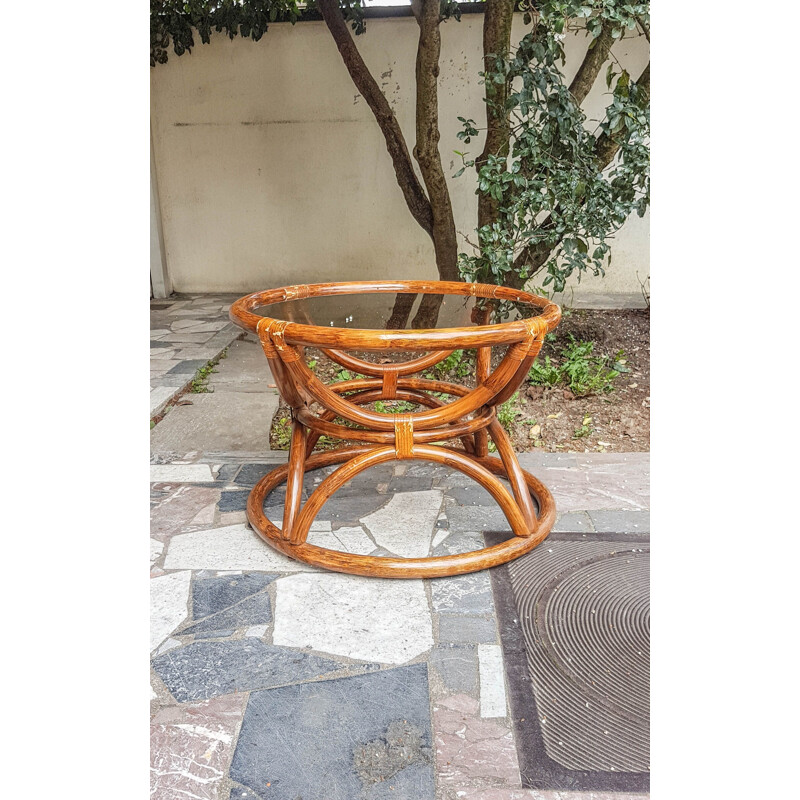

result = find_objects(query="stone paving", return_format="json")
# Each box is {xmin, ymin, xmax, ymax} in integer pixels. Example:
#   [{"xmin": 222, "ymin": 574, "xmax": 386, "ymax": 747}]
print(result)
[
  {"xmin": 150, "ymin": 451, "xmax": 649, "ymax": 800},
  {"xmin": 150, "ymin": 296, "xmax": 650, "ymax": 800},
  {"xmin": 150, "ymin": 294, "xmax": 244, "ymax": 418}
]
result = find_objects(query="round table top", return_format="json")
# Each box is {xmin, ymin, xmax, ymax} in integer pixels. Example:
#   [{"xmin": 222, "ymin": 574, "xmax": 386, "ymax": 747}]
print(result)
[
  {"xmin": 229, "ymin": 281, "xmax": 560, "ymax": 351},
  {"xmin": 254, "ymin": 290, "xmax": 475, "ymax": 330}
]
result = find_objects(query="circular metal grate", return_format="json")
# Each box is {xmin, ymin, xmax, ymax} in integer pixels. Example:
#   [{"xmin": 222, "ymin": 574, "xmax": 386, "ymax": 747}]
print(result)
[{"xmin": 509, "ymin": 541, "xmax": 650, "ymax": 772}]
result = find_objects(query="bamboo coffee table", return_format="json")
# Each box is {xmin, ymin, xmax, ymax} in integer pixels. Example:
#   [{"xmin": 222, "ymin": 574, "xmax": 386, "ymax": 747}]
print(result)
[{"xmin": 229, "ymin": 281, "xmax": 561, "ymax": 579}]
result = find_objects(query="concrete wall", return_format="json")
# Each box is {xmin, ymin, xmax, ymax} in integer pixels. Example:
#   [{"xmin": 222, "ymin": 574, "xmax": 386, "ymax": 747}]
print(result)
[{"xmin": 150, "ymin": 13, "xmax": 649, "ymax": 304}]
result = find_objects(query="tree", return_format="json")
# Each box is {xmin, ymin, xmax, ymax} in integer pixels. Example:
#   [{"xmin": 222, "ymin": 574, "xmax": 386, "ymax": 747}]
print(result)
[{"xmin": 151, "ymin": 1, "xmax": 650, "ymax": 326}]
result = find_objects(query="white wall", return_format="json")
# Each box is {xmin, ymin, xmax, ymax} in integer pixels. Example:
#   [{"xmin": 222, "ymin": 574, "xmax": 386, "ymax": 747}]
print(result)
[{"xmin": 150, "ymin": 13, "xmax": 649, "ymax": 303}]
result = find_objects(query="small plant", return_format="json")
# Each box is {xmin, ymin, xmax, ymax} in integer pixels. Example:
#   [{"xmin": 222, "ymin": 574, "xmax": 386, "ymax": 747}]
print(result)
[
  {"xmin": 273, "ymin": 416, "xmax": 292, "ymax": 449},
  {"xmin": 497, "ymin": 392, "xmax": 520, "ymax": 432},
  {"xmin": 573, "ymin": 415, "xmax": 594, "ymax": 439},
  {"xmin": 434, "ymin": 349, "xmax": 472, "ymax": 379},
  {"xmin": 307, "ymin": 358, "xmax": 318, "ymax": 371},
  {"xmin": 527, "ymin": 355, "xmax": 562, "ymax": 387},
  {"xmin": 190, "ymin": 348, "xmax": 228, "ymax": 393},
  {"xmin": 528, "ymin": 336, "xmax": 620, "ymax": 397},
  {"xmin": 374, "ymin": 399, "xmax": 417, "ymax": 414},
  {"xmin": 335, "ymin": 369, "xmax": 352, "ymax": 382}
]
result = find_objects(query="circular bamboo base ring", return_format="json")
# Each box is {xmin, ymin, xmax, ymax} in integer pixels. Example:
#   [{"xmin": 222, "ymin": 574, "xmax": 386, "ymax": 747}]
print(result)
[{"xmin": 246, "ymin": 446, "xmax": 556, "ymax": 579}]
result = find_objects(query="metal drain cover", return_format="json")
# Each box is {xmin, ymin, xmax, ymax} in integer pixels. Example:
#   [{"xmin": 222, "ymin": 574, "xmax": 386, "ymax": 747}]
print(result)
[{"xmin": 489, "ymin": 531, "xmax": 650, "ymax": 792}]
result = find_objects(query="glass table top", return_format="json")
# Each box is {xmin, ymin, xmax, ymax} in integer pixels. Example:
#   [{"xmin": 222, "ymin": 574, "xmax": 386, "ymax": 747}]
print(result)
[{"xmin": 254, "ymin": 290, "xmax": 533, "ymax": 331}]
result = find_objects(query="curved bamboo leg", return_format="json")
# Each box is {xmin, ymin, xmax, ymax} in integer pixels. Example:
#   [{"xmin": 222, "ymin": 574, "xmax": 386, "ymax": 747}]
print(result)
[
  {"xmin": 488, "ymin": 418, "xmax": 537, "ymax": 532},
  {"xmin": 282, "ymin": 419, "xmax": 308, "ymax": 541},
  {"xmin": 245, "ymin": 444, "xmax": 554, "ymax": 578}
]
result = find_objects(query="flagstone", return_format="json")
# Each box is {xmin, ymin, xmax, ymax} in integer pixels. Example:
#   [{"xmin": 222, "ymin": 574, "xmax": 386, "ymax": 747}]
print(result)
[
  {"xmin": 163, "ymin": 524, "xmax": 322, "ymax": 572},
  {"xmin": 306, "ymin": 525, "xmax": 376, "ymax": 555},
  {"xmin": 152, "ymin": 639, "xmax": 345, "ymax": 701},
  {"xmin": 360, "ymin": 489, "xmax": 443, "ymax": 558},
  {"xmin": 273, "ymin": 572, "xmax": 433, "ymax": 664},
  {"xmin": 151, "ymin": 486, "xmax": 222, "ymax": 539},
  {"xmin": 180, "ymin": 573, "xmax": 277, "ymax": 635},
  {"xmin": 478, "ymin": 645, "xmax": 507, "ymax": 718},
  {"xmin": 151, "ymin": 463, "xmax": 215, "ymax": 483},
  {"xmin": 430, "ymin": 571, "xmax": 494, "ymax": 616},
  {"xmin": 150, "ymin": 693, "xmax": 246, "ymax": 800},
  {"xmin": 430, "ymin": 645, "xmax": 479, "ymax": 695},
  {"xmin": 433, "ymin": 694, "xmax": 519, "ymax": 785},
  {"xmin": 150, "ymin": 571, "xmax": 192, "ymax": 653},
  {"xmin": 150, "ymin": 538, "xmax": 164, "ymax": 566},
  {"xmin": 229, "ymin": 664, "xmax": 434, "ymax": 800}
]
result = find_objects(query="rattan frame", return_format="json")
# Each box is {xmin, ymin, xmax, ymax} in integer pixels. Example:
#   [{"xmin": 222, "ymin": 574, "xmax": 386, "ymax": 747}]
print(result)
[{"xmin": 229, "ymin": 280, "xmax": 561, "ymax": 578}]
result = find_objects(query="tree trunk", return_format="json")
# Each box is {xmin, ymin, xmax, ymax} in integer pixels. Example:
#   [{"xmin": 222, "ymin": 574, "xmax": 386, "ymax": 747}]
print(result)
[
  {"xmin": 409, "ymin": 0, "xmax": 460, "ymax": 328},
  {"xmin": 477, "ymin": 0, "xmax": 515, "ymax": 232}
]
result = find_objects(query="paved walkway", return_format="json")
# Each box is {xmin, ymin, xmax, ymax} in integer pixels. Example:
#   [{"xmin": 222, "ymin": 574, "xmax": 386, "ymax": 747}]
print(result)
[
  {"xmin": 150, "ymin": 294, "xmax": 244, "ymax": 418},
  {"xmin": 150, "ymin": 297, "xmax": 650, "ymax": 800}
]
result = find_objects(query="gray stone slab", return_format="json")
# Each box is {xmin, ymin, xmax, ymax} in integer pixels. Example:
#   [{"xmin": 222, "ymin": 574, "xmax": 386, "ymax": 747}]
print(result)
[
  {"xmin": 150, "ymin": 393, "xmax": 279, "ymax": 453},
  {"xmin": 316, "ymin": 490, "xmax": 390, "ymax": 523},
  {"xmin": 387, "ymin": 476, "xmax": 434, "ymax": 493},
  {"xmin": 150, "ymin": 386, "xmax": 181, "ymax": 417},
  {"xmin": 553, "ymin": 511, "xmax": 595, "ymax": 532},
  {"xmin": 182, "ymin": 573, "xmax": 279, "ymax": 635},
  {"xmin": 588, "ymin": 509, "xmax": 650, "ymax": 533},
  {"xmin": 229, "ymin": 664, "xmax": 433, "ymax": 800},
  {"xmin": 430, "ymin": 571, "xmax": 494, "ymax": 615},
  {"xmin": 206, "ymin": 338, "xmax": 275, "ymax": 393},
  {"xmin": 166, "ymin": 359, "xmax": 207, "ymax": 375},
  {"xmin": 234, "ymin": 463, "xmax": 286, "ymax": 487},
  {"xmin": 437, "ymin": 614, "xmax": 497, "ymax": 644},
  {"xmin": 430, "ymin": 644, "xmax": 479, "ymax": 695},
  {"xmin": 445, "ymin": 484, "xmax": 497, "ymax": 506},
  {"xmin": 432, "ymin": 530, "xmax": 485, "ymax": 557},
  {"xmin": 446, "ymin": 504, "xmax": 510, "ymax": 532},
  {"xmin": 192, "ymin": 572, "xmax": 278, "ymax": 620},
  {"xmin": 151, "ymin": 639, "xmax": 345, "ymax": 702}
]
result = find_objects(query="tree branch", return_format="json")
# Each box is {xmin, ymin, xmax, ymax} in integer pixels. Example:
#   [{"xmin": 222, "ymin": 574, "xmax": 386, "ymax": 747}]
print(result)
[
  {"xmin": 511, "ymin": 61, "xmax": 650, "ymax": 282},
  {"xmin": 410, "ymin": 0, "xmax": 461, "ymax": 325},
  {"xmin": 568, "ymin": 22, "xmax": 615, "ymax": 105},
  {"xmin": 317, "ymin": 0, "xmax": 434, "ymax": 237}
]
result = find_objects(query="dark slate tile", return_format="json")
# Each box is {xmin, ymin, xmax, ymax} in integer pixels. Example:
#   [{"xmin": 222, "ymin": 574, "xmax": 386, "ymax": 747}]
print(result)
[
  {"xmin": 446, "ymin": 505, "xmax": 511, "ymax": 532},
  {"xmin": 314, "ymin": 492, "xmax": 389, "ymax": 522},
  {"xmin": 218, "ymin": 490, "xmax": 250, "ymax": 512},
  {"xmin": 150, "ymin": 340, "xmax": 173, "ymax": 349},
  {"xmin": 446, "ymin": 484, "xmax": 497, "ymax": 506},
  {"xmin": 343, "ymin": 463, "xmax": 395, "ymax": 487},
  {"xmin": 183, "ymin": 592, "xmax": 273, "ymax": 635},
  {"xmin": 387, "ymin": 476, "xmax": 434, "ymax": 493},
  {"xmin": 192, "ymin": 573, "xmax": 277, "ymax": 619},
  {"xmin": 437, "ymin": 614, "xmax": 497, "ymax": 644},
  {"xmin": 181, "ymin": 573, "xmax": 278, "ymax": 635},
  {"xmin": 193, "ymin": 629, "xmax": 234, "ymax": 639},
  {"xmin": 214, "ymin": 464, "xmax": 241, "ymax": 484},
  {"xmin": 234, "ymin": 463, "xmax": 284, "ymax": 487},
  {"xmin": 167, "ymin": 359, "xmax": 207, "ymax": 375},
  {"xmin": 151, "ymin": 640, "xmax": 344, "ymax": 702},
  {"xmin": 229, "ymin": 664, "xmax": 434, "ymax": 800}
]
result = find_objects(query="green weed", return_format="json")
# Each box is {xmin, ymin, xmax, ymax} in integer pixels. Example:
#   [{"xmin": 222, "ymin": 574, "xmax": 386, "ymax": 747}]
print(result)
[{"xmin": 528, "ymin": 336, "xmax": 619, "ymax": 397}]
